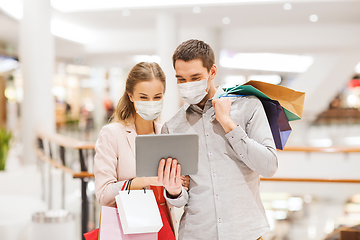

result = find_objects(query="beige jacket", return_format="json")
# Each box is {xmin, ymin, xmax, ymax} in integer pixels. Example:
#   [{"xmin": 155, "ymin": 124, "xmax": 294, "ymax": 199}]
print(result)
[{"xmin": 93, "ymin": 122, "xmax": 178, "ymax": 235}]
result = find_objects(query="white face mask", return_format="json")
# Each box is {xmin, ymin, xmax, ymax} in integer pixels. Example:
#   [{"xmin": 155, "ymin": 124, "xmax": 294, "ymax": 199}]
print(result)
[
  {"xmin": 177, "ymin": 78, "xmax": 209, "ymax": 104},
  {"xmin": 134, "ymin": 99, "xmax": 163, "ymax": 121}
]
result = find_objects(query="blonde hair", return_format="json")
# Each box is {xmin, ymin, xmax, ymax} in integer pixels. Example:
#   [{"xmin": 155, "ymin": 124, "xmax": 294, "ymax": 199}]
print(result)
[{"xmin": 110, "ymin": 62, "xmax": 166, "ymax": 125}]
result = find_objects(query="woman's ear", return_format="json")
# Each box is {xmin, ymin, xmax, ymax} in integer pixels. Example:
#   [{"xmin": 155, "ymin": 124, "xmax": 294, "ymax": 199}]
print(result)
[{"xmin": 127, "ymin": 93, "xmax": 134, "ymax": 102}]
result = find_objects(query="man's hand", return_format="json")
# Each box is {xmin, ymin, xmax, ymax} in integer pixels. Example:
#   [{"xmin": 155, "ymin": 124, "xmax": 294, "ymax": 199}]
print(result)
[
  {"xmin": 158, "ymin": 158, "xmax": 182, "ymax": 197},
  {"xmin": 212, "ymin": 97, "xmax": 237, "ymax": 133}
]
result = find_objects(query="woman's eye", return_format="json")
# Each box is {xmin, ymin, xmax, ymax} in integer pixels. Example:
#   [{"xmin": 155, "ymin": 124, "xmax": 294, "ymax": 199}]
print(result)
[
  {"xmin": 140, "ymin": 96, "xmax": 147, "ymax": 100},
  {"xmin": 192, "ymin": 77, "xmax": 200, "ymax": 81},
  {"xmin": 154, "ymin": 96, "xmax": 162, "ymax": 100}
]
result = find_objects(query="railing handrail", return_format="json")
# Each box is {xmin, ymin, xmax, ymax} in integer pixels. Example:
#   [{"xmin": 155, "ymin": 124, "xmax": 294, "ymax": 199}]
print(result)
[
  {"xmin": 281, "ymin": 146, "xmax": 360, "ymax": 153},
  {"xmin": 36, "ymin": 129, "xmax": 95, "ymax": 150}
]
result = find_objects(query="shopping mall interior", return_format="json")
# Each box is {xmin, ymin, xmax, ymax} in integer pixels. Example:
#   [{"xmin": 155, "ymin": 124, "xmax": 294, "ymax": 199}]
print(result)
[{"xmin": 1, "ymin": 0, "xmax": 360, "ymax": 239}]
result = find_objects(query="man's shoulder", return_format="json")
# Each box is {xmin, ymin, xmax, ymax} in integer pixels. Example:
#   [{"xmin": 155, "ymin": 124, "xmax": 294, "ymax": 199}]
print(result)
[
  {"xmin": 164, "ymin": 104, "xmax": 188, "ymax": 127},
  {"xmin": 232, "ymin": 95, "xmax": 262, "ymax": 107}
]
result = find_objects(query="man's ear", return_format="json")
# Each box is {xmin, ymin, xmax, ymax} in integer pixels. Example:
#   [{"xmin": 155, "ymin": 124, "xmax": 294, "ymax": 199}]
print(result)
[
  {"xmin": 127, "ymin": 93, "xmax": 134, "ymax": 102},
  {"xmin": 210, "ymin": 64, "xmax": 217, "ymax": 80}
]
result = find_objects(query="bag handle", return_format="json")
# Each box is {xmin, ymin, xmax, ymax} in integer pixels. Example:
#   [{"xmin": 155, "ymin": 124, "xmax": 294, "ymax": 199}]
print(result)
[{"xmin": 126, "ymin": 179, "xmax": 146, "ymax": 194}]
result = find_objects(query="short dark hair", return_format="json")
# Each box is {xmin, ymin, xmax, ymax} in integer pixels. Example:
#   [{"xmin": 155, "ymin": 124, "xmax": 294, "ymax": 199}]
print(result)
[{"xmin": 172, "ymin": 39, "xmax": 215, "ymax": 72}]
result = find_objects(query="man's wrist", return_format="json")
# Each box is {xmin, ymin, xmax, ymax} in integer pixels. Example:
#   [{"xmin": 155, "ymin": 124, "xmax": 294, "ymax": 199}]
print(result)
[{"xmin": 218, "ymin": 117, "xmax": 237, "ymax": 133}]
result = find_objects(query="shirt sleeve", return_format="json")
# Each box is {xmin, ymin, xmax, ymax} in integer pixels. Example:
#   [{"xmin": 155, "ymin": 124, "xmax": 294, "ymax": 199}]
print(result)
[
  {"xmin": 112, "ymin": 180, "xmax": 129, "ymax": 196},
  {"xmin": 225, "ymin": 99, "xmax": 278, "ymax": 178},
  {"xmin": 163, "ymin": 186, "xmax": 189, "ymax": 208},
  {"xmin": 94, "ymin": 125, "xmax": 119, "ymax": 207}
]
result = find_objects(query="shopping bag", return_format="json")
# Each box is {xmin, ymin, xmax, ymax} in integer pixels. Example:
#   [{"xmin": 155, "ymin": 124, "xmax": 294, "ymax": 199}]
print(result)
[
  {"xmin": 260, "ymin": 99, "xmax": 292, "ymax": 150},
  {"xmin": 83, "ymin": 228, "xmax": 99, "ymax": 240},
  {"xmin": 223, "ymin": 80, "xmax": 305, "ymax": 121},
  {"xmin": 99, "ymin": 206, "xmax": 157, "ymax": 240},
  {"xmin": 115, "ymin": 189, "xmax": 163, "ymax": 234}
]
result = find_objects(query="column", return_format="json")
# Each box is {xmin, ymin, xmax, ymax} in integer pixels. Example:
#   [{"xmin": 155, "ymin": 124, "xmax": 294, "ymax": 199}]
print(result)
[
  {"xmin": 206, "ymin": 28, "xmax": 223, "ymax": 86},
  {"xmin": 20, "ymin": 0, "xmax": 55, "ymax": 164},
  {"xmin": 156, "ymin": 13, "xmax": 180, "ymax": 123}
]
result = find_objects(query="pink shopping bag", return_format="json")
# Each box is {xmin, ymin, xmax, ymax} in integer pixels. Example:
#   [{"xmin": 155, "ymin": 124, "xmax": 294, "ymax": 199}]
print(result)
[{"xmin": 99, "ymin": 206, "xmax": 157, "ymax": 240}]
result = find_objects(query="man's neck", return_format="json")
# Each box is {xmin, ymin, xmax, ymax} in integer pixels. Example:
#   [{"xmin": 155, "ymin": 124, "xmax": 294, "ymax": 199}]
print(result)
[{"xmin": 197, "ymin": 84, "xmax": 217, "ymax": 109}]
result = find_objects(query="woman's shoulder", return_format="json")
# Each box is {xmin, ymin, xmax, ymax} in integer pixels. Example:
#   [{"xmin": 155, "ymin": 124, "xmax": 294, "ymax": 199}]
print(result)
[{"xmin": 99, "ymin": 122, "xmax": 132, "ymax": 136}]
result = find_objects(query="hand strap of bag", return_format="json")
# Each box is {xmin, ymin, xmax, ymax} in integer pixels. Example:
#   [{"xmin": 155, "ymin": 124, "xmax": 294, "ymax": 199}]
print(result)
[{"xmin": 126, "ymin": 179, "xmax": 146, "ymax": 194}]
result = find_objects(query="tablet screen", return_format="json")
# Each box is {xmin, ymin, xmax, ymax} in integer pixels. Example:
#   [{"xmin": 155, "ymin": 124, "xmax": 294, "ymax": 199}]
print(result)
[{"xmin": 135, "ymin": 134, "xmax": 199, "ymax": 177}]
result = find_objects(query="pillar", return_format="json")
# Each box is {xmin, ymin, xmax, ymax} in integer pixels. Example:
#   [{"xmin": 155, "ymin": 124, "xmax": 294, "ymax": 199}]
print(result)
[
  {"xmin": 20, "ymin": 0, "xmax": 55, "ymax": 164},
  {"xmin": 156, "ymin": 13, "xmax": 180, "ymax": 123}
]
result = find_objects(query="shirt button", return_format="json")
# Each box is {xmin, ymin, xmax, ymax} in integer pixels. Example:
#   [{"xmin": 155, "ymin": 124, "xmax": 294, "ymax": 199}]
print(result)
[
  {"xmin": 212, "ymin": 172, "xmax": 216, "ymax": 177},
  {"xmin": 218, "ymin": 218, "xmax": 221, "ymax": 223},
  {"xmin": 209, "ymin": 152, "xmax": 212, "ymax": 156},
  {"xmin": 229, "ymin": 136, "xmax": 234, "ymax": 139},
  {"xmin": 205, "ymin": 133, "xmax": 209, "ymax": 137}
]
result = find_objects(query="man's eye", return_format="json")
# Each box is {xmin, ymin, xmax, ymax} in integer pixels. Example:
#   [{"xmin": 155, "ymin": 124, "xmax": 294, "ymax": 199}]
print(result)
[
  {"xmin": 192, "ymin": 77, "xmax": 200, "ymax": 81},
  {"xmin": 154, "ymin": 96, "xmax": 162, "ymax": 100},
  {"xmin": 177, "ymin": 79, "xmax": 186, "ymax": 83}
]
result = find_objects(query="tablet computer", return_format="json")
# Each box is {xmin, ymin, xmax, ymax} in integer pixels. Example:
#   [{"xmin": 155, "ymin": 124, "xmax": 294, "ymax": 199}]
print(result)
[{"xmin": 135, "ymin": 133, "xmax": 199, "ymax": 177}]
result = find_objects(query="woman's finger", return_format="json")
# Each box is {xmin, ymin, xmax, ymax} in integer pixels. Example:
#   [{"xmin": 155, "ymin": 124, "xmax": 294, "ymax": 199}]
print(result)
[{"xmin": 157, "ymin": 158, "xmax": 165, "ymax": 183}]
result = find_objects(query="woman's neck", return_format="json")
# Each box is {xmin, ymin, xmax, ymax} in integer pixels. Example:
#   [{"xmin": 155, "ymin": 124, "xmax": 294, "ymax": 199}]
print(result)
[{"xmin": 134, "ymin": 114, "xmax": 155, "ymax": 135}]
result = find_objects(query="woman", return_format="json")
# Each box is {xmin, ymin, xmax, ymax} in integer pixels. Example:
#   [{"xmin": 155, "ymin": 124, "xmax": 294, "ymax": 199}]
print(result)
[{"xmin": 94, "ymin": 62, "xmax": 178, "ymax": 239}]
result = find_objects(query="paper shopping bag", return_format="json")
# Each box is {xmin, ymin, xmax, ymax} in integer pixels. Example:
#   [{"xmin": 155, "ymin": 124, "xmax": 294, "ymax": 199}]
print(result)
[
  {"xmin": 244, "ymin": 80, "xmax": 305, "ymax": 121},
  {"xmin": 223, "ymin": 80, "xmax": 305, "ymax": 121},
  {"xmin": 260, "ymin": 99, "xmax": 292, "ymax": 150},
  {"xmin": 99, "ymin": 206, "xmax": 157, "ymax": 240},
  {"xmin": 116, "ymin": 189, "xmax": 163, "ymax": 234}
]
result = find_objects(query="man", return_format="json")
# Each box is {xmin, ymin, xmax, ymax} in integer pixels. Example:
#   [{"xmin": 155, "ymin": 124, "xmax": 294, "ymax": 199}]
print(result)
[{"xmin": 158, "ymin": 39, "xmax": 278, "ymax": 240}]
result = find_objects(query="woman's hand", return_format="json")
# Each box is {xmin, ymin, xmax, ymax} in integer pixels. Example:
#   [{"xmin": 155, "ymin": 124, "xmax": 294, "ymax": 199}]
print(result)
[
  {"xmin": 158, "ymin": 157, "xmax": 182, "ymax": 197},
  {"xmin": 147, "ymin": 176, "xmax": 163, "ymax": 186}
]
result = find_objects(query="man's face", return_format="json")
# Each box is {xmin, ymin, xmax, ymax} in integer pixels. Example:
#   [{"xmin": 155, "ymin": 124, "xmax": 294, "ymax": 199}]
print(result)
[{"xmin": 174, "ymin": 59, "xmax": 211, "ymax": 86}]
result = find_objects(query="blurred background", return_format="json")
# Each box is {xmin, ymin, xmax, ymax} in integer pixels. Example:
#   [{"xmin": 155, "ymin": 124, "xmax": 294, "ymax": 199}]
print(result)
[{"xmin": 1, "ymin": 0, "xmax": 360, "ymax": 240}]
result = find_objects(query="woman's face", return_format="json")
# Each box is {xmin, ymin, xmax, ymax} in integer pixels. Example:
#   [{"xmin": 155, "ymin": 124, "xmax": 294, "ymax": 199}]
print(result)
[{"xmin": 128, "ymin": 78, "xmax": 164, "ymax": 104}]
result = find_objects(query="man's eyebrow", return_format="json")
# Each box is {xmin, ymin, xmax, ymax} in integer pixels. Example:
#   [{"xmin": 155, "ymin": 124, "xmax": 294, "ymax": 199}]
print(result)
[
  {"xmin": 175, "ymin": 73, "xmax": 202, "ymax": 78},
  {"xmin": 190, "ymin": 73, "xmax": 202, "ymax": 77}
]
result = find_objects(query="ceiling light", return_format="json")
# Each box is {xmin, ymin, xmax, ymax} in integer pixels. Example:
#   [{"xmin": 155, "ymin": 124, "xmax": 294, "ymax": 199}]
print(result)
[
  {"xmin": 51, "ymin": 18, "xmax": 97, "ymax": 44},
  {"xmin": 192, "ymin": 6, "xmax": 201, "ymax": 13},
  {"xmin": 0, "ymin": 0, "xmax": 23, "ymax": 20},
  {"xmin": 309, "ymin": 14, "xmax": 318, "ymax": 22},
  {"xmin": 220, "ymin": 51, "xmax": 314, "ymax": 73},
  {"xmin": 283, "ymin": 3, "xmax": 291, "ymax": 10},
  {"xmin": 222, "ymin": 75, "xmax": 246, "ymax": 88},
  {"xmin": 222, "ymin": 17, "xmax": 231, "ymax": 25},
  {"xmin": 344, "ymin": 136, "xmax": 360, "ymax": 146},
  {"xmin": 248, "ymin": 75, "xmax": 281, "ymax": 85},
  {"xmin": 132, "ymin": 55, "xmax": 161, "ymax": 64},
  {"xmin": 308, "ymin": 138, "xmax": 332, "ymax": 147},
  {"xmin": 51, "ymin": 0, "xmax": 293, "ymax": 12},
  {"xmin": 0, "ymin": 57, "xmax": 19, "ymax": 73},
  {"xmin": 122, "ymin": 9, "xmax": 131, "ymax": 16}
]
